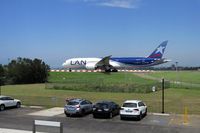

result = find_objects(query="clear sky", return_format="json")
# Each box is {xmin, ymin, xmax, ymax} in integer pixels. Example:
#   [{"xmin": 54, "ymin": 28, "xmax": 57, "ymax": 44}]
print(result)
[{"xmin": 0, "ymin": 0, "xmax": 200, "ymax": 68}]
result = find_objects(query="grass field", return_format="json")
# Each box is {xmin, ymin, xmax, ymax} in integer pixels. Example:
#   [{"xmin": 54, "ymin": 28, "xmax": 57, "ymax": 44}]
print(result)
[
  {"xmin": 1, "ymin": 83, "xmax": 200, "ymax": 114},
  {"xmin": 47, "ymin": 72, "xmax": 167, "ymax": 93},
  {"xmin": 147, "ymin": 71, "xmax": 200, "ymax": 84},
  {"xmin": 1, "ymin": 71, "xmax": 200, "ymax": 114}
]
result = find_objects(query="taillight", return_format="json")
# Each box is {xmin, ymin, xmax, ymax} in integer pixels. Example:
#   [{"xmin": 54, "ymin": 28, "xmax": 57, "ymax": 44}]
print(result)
[
  {"xmin": 134, "ymin": 109, "xmax": 139, "ymax": 111},
  {"xmin": 76, "ymin": 105, "xmax": 80, "ymax": 108}
]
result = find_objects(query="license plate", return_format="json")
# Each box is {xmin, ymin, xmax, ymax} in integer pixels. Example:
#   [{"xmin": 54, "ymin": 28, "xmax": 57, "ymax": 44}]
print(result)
[
  {"xmin": 68, "ymin": 107, "xmax": 75, "ymax": 111},
  {"xmin": 126, "ymin": 110, "xmax": 132, "ymax": 113}
]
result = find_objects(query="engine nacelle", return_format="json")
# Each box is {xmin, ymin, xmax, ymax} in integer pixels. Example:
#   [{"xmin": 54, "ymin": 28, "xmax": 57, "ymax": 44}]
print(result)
[{"xmin": 85, "ymin": 63, "xmax": 96, "ymax": 70}]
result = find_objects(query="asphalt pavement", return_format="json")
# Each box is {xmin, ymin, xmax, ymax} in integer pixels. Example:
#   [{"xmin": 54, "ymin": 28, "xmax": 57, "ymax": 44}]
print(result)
[{"xmin": 0, "ymin": 107, "xmax": 200, "ymax": 133}]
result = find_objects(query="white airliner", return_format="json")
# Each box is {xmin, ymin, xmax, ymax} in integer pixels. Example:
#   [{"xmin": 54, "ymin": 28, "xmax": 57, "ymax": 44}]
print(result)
[{"xmin": 62, "ymin": 41, "xmax": 170, "ymax": 72}]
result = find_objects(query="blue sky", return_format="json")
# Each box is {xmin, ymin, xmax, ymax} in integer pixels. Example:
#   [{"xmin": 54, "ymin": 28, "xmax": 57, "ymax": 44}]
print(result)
[{"xmin": 0, "ymin": 0, "xmax": 200, "ymax": 68}]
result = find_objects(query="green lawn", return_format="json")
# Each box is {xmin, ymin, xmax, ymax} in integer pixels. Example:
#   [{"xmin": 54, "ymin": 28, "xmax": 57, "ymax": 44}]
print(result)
[
  {"xmin": 1, "ymin": 83, "xmax": 200, "ymax": 114},
  {"xmin": 148, "ymin": 71, "xmax": 200, "ymax": 84},
  {"xmin": 48, "ymin": 72, "xmax": 156, "ymax": 84},
  {"xmin": 47, "ymin": 72, "xmax": 165, "ymax": 93}
]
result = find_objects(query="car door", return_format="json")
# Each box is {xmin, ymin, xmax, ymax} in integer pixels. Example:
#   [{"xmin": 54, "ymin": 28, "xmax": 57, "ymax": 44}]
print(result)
[
  {"xmin": 85, "ymin": 100, "xmax": 93, "ymax": 112},
  {"xmin": 81, "ymin": 101, "xmax": 90, "ymax": 113},
  {"xmin": 138, "ymin": 102, "xmax": 145, "ymax": 114},
  {"xmin": 3, "ymin": 97, "xmax": 14, "ymax": 107},
  {"xmin": 111, "ymin": 102, "xmax": 119, "ymax": 115},
  {"xmin": 140, "ymin": 102, "xmax": 147, "ymax": 114}
]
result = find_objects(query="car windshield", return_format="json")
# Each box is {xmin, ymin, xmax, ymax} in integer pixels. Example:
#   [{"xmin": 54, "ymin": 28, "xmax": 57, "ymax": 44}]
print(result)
[
  {"xmin": 68, "ymin": 101, "xmax": 79, "ymax": 105},
  {"xmin": 95, "ymin": 103, "xmax": 109, "ymax": 109},
  {"xmin": 123, "ymin": 103, "xmax": 137, "ymax": 108}
]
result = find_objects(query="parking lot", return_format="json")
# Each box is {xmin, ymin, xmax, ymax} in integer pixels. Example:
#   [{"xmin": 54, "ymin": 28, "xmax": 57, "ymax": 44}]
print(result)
[{"xmin": 0, "ymin": 106, "xmax": 200, "ymax": 133}]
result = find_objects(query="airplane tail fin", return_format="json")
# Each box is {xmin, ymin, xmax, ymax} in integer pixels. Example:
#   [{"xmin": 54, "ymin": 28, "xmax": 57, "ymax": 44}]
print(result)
[{"xmin": 148, "ymin": 41, "xmax": 168, "ymax": 59}]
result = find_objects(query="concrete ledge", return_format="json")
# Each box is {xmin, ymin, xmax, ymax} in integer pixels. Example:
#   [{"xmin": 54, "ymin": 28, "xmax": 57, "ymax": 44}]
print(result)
[
  {"xmin": 0, "ymin": 128, "xmax": 45, "ymax": 133},
  {"xmin": 151, "ymin": 113, "xmax": 170, "ymax": 116}
]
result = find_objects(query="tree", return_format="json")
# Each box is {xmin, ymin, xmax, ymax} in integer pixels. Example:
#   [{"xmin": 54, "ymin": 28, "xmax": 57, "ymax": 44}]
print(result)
[
  {"xmin": 31, "ymin": 58, "xmax": 50, "ymax": 83},
  {"xmin": 0, "ymin": 64, "xmax": 5, "ymax": 85},
  {"xmin": 6, "ymin": 57, "xmax": 50, "ymax": 84}
]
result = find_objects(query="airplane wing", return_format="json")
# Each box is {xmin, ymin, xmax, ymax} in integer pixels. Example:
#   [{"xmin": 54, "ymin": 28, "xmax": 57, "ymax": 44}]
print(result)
[
  {"xmin": 94, "ymin": 55, "xmax": 117, "ymax": 72},
  {"xmin": 96, "ymin": 55, "xmax": 112, "ymax": 66}
]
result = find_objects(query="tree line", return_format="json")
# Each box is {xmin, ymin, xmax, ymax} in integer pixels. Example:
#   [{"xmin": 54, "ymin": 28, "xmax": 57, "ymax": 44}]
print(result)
[{"xmin": 0, "ymin": 57, "xmax": 50, "ymax": 85}]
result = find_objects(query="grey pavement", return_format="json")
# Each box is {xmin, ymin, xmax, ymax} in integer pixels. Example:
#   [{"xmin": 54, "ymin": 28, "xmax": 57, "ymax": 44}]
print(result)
[{"xmin": 0, "ymin": 107, "xmax": 200, "ymax": 133}]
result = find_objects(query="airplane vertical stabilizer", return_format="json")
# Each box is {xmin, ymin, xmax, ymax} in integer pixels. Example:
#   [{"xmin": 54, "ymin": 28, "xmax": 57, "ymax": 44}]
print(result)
[{"xmin": 148, "ymin": 41, "xmax": 168, "ymax": 59}]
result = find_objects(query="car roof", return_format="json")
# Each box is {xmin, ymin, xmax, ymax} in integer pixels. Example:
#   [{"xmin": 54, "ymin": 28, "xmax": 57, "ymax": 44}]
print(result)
[
  {"xmin": 95, "ymin": 100, "xmax": 114, "ymax": 104},
  {"xmin": 124, "ymin": 100, "xmax": 142, "ymax": 103},
  {"xmin": 69, "ymin": 98, "xmax": 85, "ymax": 103},
  {"xmin": 0, "ymin": 95, "xmax": 9, "ymax": 98}
]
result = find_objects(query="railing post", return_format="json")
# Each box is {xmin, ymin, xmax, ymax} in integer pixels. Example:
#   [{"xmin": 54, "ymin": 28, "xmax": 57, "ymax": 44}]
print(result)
[
  {"xmin": 33, "ymin": 120, "xmax": 36, "ymax": 133},
  {"xmin": 60, "ymin": 122, "xmax": 63, "ymax": 133}
]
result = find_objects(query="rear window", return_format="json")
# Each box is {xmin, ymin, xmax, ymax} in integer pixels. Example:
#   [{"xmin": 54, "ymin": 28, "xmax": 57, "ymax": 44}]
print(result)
[
  {"xmin": 67, "ymin": 101, "xmax": 79, "ymax": 105},
  {"xmin": 95, "ymin": 103, "xmax": 109, "ymax": 109},
  {"xmin": 123, "ymin": 103, "xmax": 137, "ymax": 108}
]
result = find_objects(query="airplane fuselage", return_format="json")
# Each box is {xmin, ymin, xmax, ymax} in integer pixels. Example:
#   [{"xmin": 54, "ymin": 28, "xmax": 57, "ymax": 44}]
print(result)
[
  {"xmin": 62, "ymin": 41, "xmax": 169, "ymax": 71},
  {"xmin": 63, "ymin": 57, "xmax": 168, "ymax": 70}
]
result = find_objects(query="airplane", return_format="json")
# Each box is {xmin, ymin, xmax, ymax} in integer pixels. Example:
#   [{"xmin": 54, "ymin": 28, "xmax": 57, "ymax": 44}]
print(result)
[{"xmin": 62, "ymin": 41, "xmax": 170, "ymax": 72}]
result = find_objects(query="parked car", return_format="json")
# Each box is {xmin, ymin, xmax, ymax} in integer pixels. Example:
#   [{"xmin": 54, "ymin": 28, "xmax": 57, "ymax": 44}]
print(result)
[
  {"xmin": 0, "ymin": 96, "xmax": 21, "ymax": 111},
  {"xmin": 64, "ymin": 98, "xmax": 93, "ymax": 117},
  {"xmin": 93, "ymin": 101, "xmax": 120, "ymax": 118},
  {"xmin": 120, "ymin": 100, "xmax": 147, "ymax": 120}
]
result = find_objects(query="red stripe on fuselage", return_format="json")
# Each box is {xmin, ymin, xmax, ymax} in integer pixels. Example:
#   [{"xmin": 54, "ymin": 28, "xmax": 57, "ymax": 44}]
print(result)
[{"xmin": 149, "ymin": 53, "xmax": 161, "ymax": 58}]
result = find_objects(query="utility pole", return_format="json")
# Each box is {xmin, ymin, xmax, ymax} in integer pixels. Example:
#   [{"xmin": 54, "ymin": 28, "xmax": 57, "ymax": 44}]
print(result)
[
  {"xmin": 175, "ymin": 62, "xmax": 178, "ymax": 71},
  {"xmin": 175, "ymin": 62, "xmax": 178, "ymax": 81},
  {"xmin": 161, "ymin": 78, "xmax": 165, "ymax": 114}
]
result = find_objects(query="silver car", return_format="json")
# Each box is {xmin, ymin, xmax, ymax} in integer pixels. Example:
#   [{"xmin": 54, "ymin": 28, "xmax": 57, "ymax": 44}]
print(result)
[{"xmin": 64, "ymin": 98, "xmax": 93, "ymax": 117}]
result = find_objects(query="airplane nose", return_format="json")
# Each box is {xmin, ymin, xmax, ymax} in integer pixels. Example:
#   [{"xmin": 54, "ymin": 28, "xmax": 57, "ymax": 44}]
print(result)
[
  {"xmin": 62, "ymin": 60, "xmax": 70, "ymax": 67},
  {"xmin": 62, "ymin": 62, "xmax": 66, "ymax": 66}
]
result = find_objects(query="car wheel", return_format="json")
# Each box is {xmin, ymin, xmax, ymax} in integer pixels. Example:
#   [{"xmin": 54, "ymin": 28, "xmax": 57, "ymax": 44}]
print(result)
[
  {"xmin": 0, "ymin": 104, "xmax": 5, "ymax": 111},
  {"xmin": 93, "ymin": 114, "xmax": 96, "ymax": 118},
  {"xmin": 144, "ymin": 108, "xmax": 147, "ymax": 116},
  {"xmin": 16, "ymin": 102, "xmax": 21, "ymax": 108},
  {"xmin": 109, "ymin": 112, "xmax": 113, "ymax": 118},
  {"xmin": 80, "ymin": 109, "xmax": 85, "ymax": 116},
  {"xmin": 138, "ymin": 112, "xmax": 142, "ymax": 120},
  {"xmin": 120, "ymin": 116, "xmax": 124, "ymax": 120},
  {"xmin": 64, "ymin": 111, "xmax": 70, "ymax": 117}
]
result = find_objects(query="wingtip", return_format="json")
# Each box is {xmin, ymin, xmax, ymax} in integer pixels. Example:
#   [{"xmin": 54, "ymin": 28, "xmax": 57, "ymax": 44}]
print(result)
[{"xmin": 164, "ymin": 40, "xmax": 168, "ymax": 43}]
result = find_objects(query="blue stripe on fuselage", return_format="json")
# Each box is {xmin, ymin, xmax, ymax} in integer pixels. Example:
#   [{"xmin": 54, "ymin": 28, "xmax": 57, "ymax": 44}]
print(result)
[{"xmin": 111, "ymin": 57, "xmax": 155, "ymax": 65}]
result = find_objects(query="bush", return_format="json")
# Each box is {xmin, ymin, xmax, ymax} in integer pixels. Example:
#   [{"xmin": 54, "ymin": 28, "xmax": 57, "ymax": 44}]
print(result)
[{"xmin": 3, "ymin": 57, "xmax": 50, "ymax": 84}]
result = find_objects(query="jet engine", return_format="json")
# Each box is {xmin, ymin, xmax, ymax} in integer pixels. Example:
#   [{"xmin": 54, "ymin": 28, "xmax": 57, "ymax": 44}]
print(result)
[{"xmin": 85, "ymin": 63, "xmax": 96, "ymax": 70}]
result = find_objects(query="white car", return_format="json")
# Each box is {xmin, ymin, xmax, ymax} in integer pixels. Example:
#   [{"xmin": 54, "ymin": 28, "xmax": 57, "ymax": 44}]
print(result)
[
  {"xmin": 0, "ymin": 96, "xmax": 21, "ymax": 111},
  {"xmin": 120, "ymin": 100, "xmax": 147, "ymax": 120}
]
